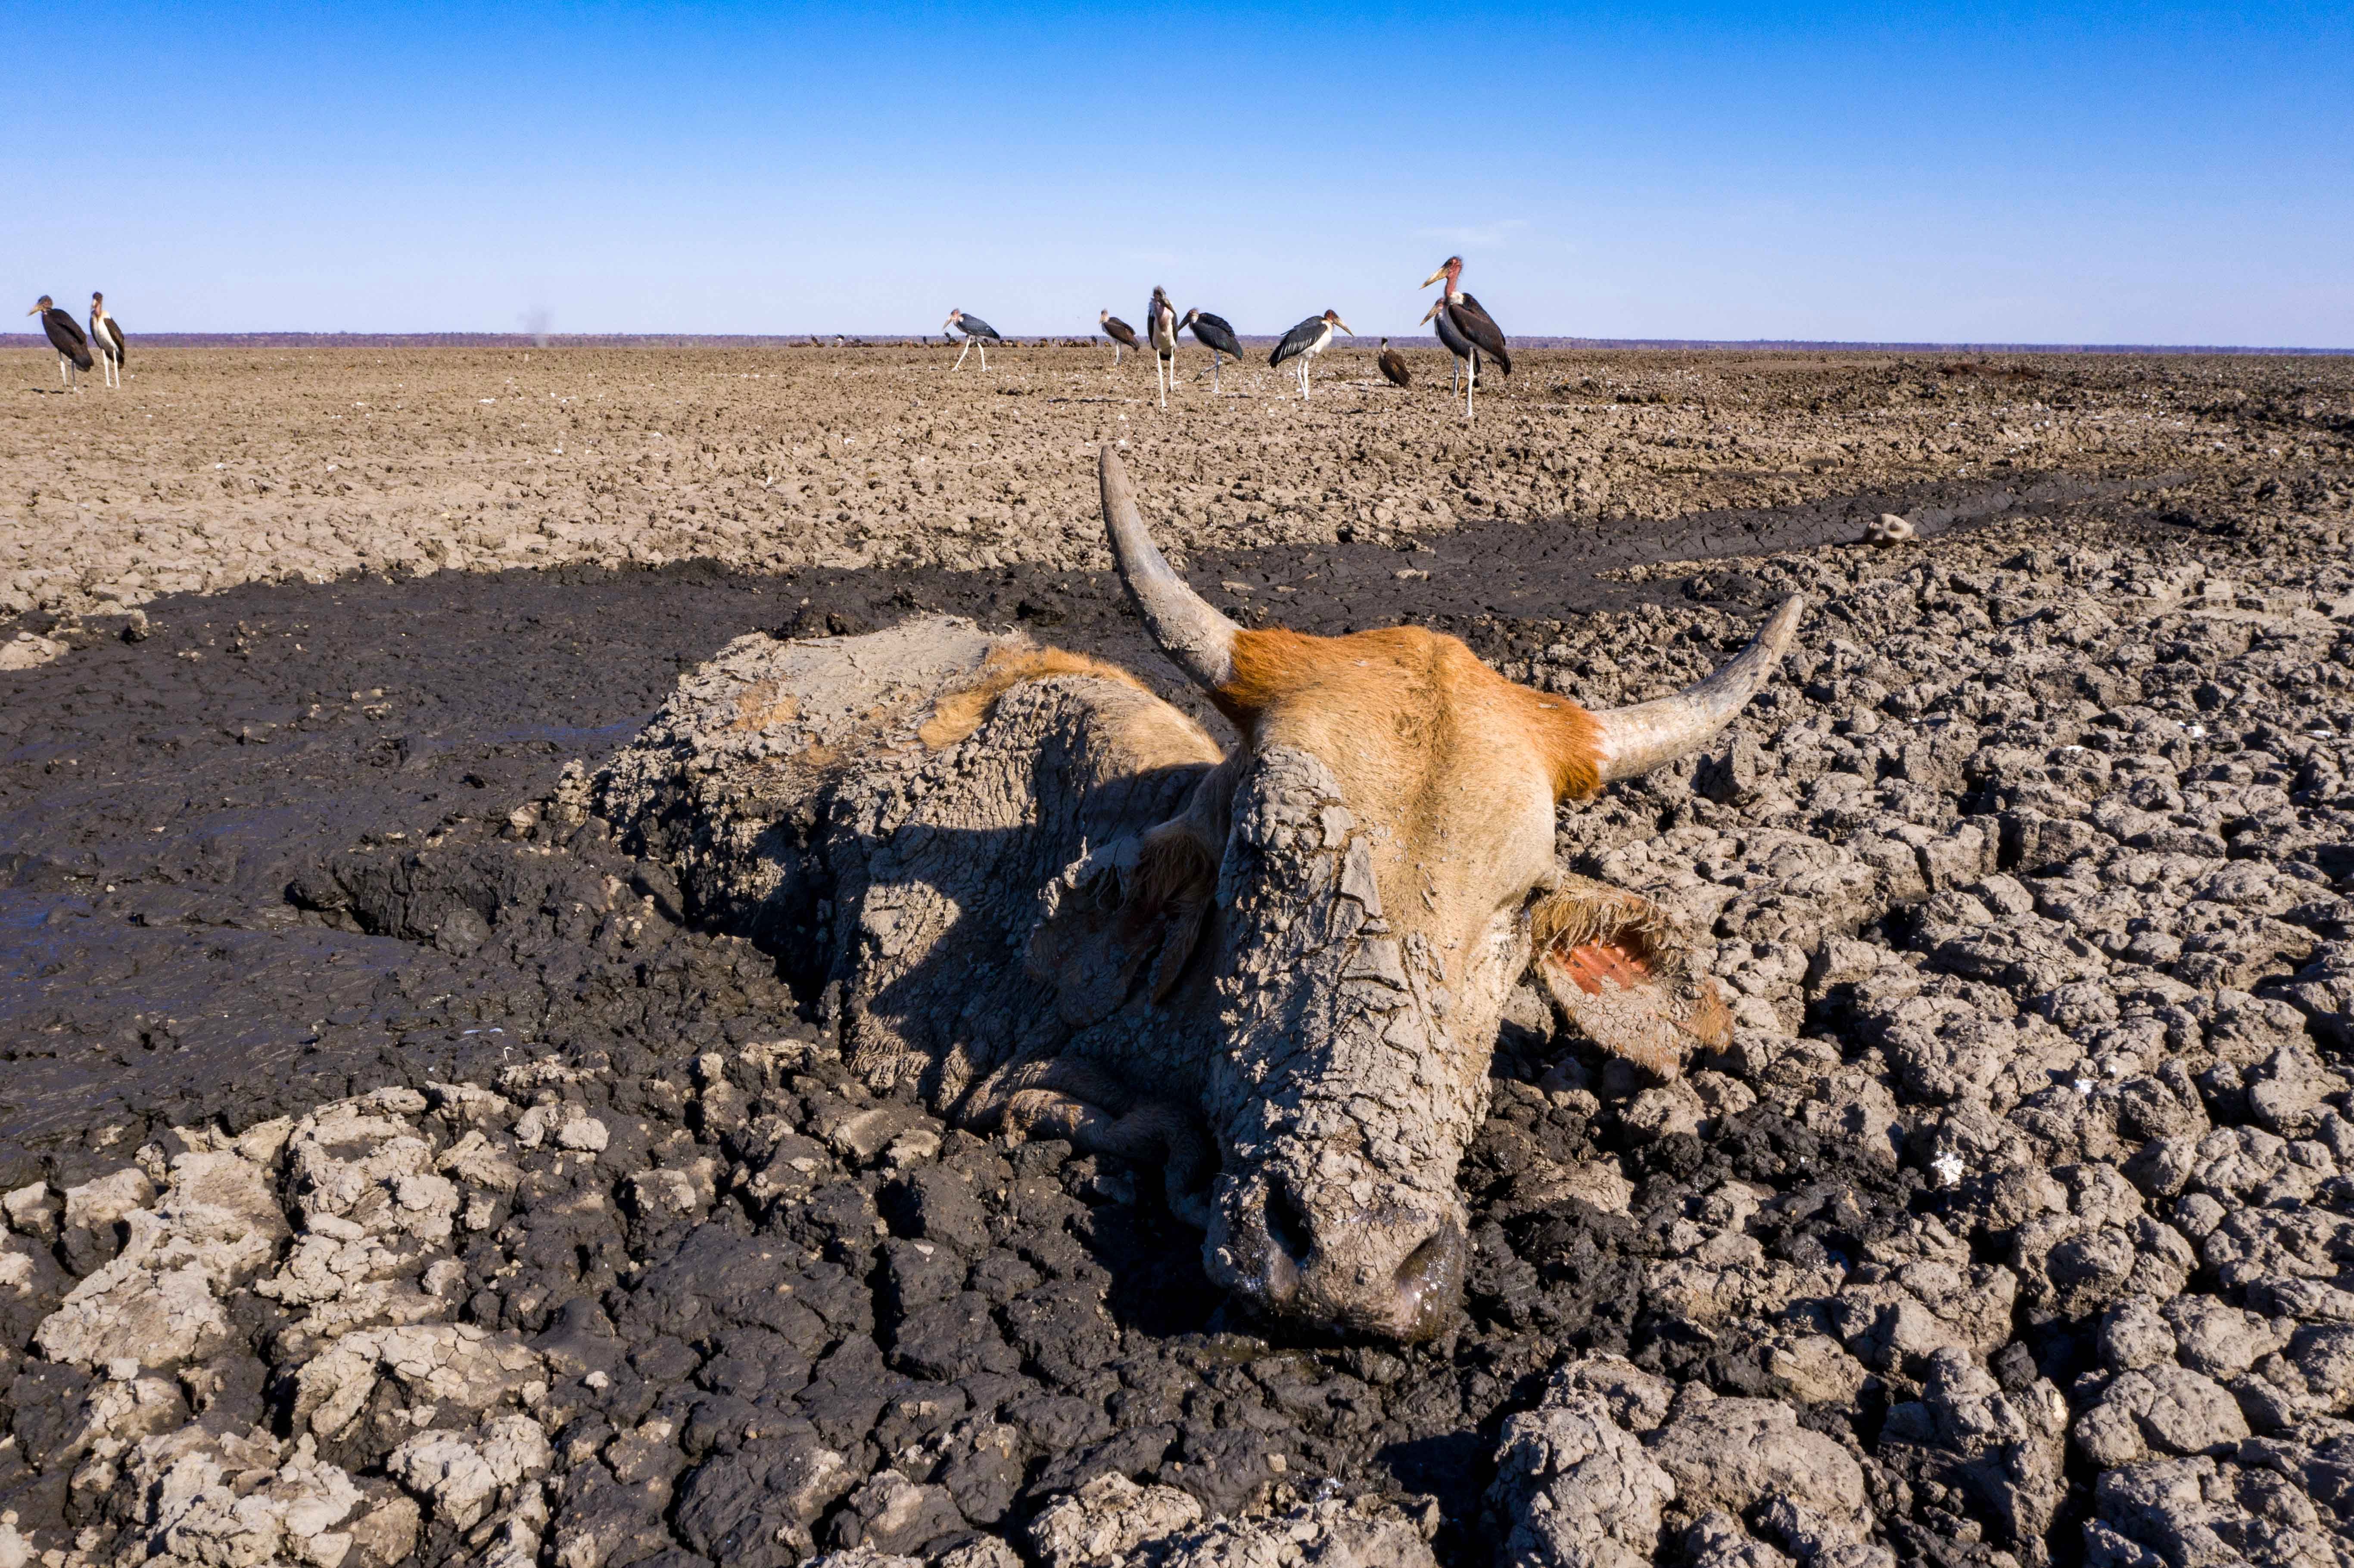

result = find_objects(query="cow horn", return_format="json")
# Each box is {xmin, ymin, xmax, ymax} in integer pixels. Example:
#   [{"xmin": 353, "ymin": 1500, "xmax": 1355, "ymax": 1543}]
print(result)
[
  {"xmin": 1588, "ymin": 594, "xmax": 1805, "ymax": 783},
  {"xmin": 1099, "ymin": 445, "xmax": 1239, "ymax": 691}
]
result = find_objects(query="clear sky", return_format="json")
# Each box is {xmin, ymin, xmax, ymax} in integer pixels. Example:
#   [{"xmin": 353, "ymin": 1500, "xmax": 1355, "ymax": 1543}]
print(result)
[{"xmin": 9, "ymin": 2, "xmax": 2349, "ymax": 344}]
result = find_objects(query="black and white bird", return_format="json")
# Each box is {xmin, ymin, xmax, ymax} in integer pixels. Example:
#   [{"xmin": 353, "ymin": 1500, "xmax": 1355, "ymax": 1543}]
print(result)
[
  {"xmin": 942, "ymin": 308, "xmax": 1001, "ymax": 370},
  {"xmin": 88, "ymin": 293, "xmax": 125, "ymax": 388},
  {"xmin": 1099, "ymin": 309, "xmax": 1139, "ymax": 366},
  {"xmin": 1377, "ymin": 337, "xmax": 1411, "ymax": 388},
  {"xmin": 1268, "ymin": 309, "xmax": 1352, "ymax": 398},
  {"xmin": 1420, "ymin": 296, "xmax": 1476, "ymax": 395},
  {"xmin": 1420, "ymin": 255, "xmax": 1510, "ymax": 419},
  {"xmin": 1180, "ymin": 309, "xmax": 1242, "ymax": 392},
  {"xmin": 1146, "ymin": 287, "xmax": 1178, "ymax": 408},
  {"xmin": 28, "ymin": 297, "xmax": 91, "ymax": 389}
]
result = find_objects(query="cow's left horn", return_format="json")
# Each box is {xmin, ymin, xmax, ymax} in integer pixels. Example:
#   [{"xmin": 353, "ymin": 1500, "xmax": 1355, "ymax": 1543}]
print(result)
[
  {"xmin": 1589, "ymin": 594, "xmax": 1804, "ymax": 783},
  {"xmin": 1099, "ymin": 445, "xmax": 1239, "ymax": 691}
]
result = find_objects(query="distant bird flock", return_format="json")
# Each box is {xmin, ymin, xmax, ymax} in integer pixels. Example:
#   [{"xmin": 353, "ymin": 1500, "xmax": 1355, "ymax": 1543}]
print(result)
[
  {"xmin": 951, "ymin": 255, "xmax": 1509, "ymax": 417},
  {"xmin": 21, "ymin": 260, "xmax": 1508, "ymax": 418}
]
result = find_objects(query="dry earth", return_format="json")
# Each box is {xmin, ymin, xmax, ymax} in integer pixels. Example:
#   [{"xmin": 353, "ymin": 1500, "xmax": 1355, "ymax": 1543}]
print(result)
[
  {"xmin": 2, "ymin": 346, "xmax": 2353, "ymax": 1568},
  {"xmin": 6, "ymin": 343, "xmax": 2348, "ymax": 632}
]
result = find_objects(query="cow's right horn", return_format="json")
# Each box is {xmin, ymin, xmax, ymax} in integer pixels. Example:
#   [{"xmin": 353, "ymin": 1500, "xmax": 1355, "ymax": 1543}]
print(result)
[
  {"xmin": 1100, "ymin": 446, "xmax": 1239, "ymax": 691},
  {"xmin": 1588, "ymin": 594, "xmax": 1804, "ymax": 784}
]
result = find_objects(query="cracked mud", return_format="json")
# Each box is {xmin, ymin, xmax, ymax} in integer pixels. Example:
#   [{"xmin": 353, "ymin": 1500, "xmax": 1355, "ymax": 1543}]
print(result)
[{"xmin": 2, "ymin": 345, "xmax": 2351, "ymax": 1568}]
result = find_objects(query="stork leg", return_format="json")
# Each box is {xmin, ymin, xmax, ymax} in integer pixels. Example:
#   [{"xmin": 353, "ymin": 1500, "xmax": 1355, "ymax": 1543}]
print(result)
[
  {"xmin": 1212, "ymin": 351, "xmax": 1221, "ymax": 394},
  {"xmin": 1113, "ymin": 344, "xmax": 1121, "ymax": 366},
  {"xmin": 954, "ymin": 338, "xmax": 971, "ymax": 371},
  {"xmin": 1466, "ymin": 352, "xmax": 1477, "ymax": 421},
  {"xmin": 978, "ymin": 340, "xmax": 987, "ymax": 371}
]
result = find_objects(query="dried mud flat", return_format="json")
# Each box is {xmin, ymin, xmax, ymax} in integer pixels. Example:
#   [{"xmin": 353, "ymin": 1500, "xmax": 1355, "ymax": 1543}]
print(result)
[{"xmin": 2, "ymin": 345, "xmax": 2353, "ymax": 1568}]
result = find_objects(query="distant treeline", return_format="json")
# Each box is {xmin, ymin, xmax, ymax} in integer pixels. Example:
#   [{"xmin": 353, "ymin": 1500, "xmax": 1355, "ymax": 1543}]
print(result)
[{"xmin": 3, "ymin": 332, "xmax": 2348, "ymax": 355}]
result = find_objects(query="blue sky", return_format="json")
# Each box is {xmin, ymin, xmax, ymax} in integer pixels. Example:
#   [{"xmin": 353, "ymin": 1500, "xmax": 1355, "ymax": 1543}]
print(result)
[{"xmin": 9, "ymin": 2, "xmax": 2349, "ymax": 343}]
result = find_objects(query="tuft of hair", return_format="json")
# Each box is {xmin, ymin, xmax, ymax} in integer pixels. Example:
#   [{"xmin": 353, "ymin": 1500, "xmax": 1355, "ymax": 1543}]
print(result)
[
  {"xmin": 1530, "ymin": 877, "xmax": 1688, "ymax": 982},
  {"xmin": 919, "ymin": 644, "xmax": 1152, "ymax": 749}
]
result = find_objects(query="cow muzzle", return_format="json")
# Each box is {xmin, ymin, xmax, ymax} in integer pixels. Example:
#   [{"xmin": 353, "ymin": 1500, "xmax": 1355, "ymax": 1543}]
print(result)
[{"xmin": 1206, "ymin": 1163, "xmax": 1468, "ymax": 1343}]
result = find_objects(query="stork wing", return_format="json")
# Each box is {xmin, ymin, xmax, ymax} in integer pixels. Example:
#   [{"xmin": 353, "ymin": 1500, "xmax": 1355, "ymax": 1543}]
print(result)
[
  {"xmin": 1187, "ymin": 311, "xmax": 1242, "ymax": 357},
  {"xmin": 1268, "ymin": 315, "xmax": 1320, "ymax": 367},
  {"xmin": 1448, "ymin": 293, "xmax": 1510, "ymax": 374},
  {"xmin": 45, "ymin": 311, "xmax": 93, "ymax": 367},
  {"xmin": 961, "ymin": 315, "xmax": 1000, "ymax": 339},
  {"xmin": 1379, "ymin": 348, "xmax": 1411, "ymax": 387},
  {"xmin": 103, "ymin": 318, "xmax": 125, "ymax": 360},
  {"xmin": 1103, "ymin": 315, "xmax": 1137, "ymax": 347}
]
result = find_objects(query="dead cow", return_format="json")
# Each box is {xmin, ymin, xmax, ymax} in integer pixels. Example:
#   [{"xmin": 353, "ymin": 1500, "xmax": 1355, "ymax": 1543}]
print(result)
[{"xmin": 601, "ymin": 448, "xmax": 1802, "ymax": 1341}]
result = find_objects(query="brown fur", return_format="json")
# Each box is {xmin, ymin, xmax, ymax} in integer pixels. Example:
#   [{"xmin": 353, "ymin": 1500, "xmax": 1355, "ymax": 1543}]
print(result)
[
  {"xmin": 1215, "ymin": 625, "xmax": 1603, "ymax": 801},
  {"xmin": 919, "ymin": 645, "xmax": 1154, "ymax": 750},
  {"xmin": 1126, "ymin": 818, "xmax": 1219, "ymax": 913},
  {"xmin": 727, "ymin": 682, "xmax": 802, "ymax": 733}
]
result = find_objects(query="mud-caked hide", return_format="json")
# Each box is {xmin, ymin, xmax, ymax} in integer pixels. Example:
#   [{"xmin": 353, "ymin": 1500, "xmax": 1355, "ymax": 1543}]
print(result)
[{"xmin": 598, "ymin": 448, "xmax": 1801, "ymax": 1342}]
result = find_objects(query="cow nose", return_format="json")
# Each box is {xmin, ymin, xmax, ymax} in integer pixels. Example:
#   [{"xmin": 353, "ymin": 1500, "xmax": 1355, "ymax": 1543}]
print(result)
[{"xmin": 1210, "ymin": 1173, "xmax": 1468, "ymax": 1343}]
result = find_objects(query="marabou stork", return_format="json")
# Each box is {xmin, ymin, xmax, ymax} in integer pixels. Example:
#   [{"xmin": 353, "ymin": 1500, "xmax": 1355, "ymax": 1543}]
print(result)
[
  {"xmin": 1145, "ymin": 286, "xmax": 1178, "ymax": 408},
  {"xmin": 28, "ymin": 297, "xmax": 91, "ymax": 389},
  {"xmin": 1268, "ymin": 309, "xmax": 1352, "ymax": 398},
  {"xmin": 942, "ymin": 309, "xmax": 1001, "ymax": 370},
  {"xmin": 1420, "ymin": 255, "xmax": 1510, "ymax": 419},
  {"xmin": 1377, "ymin": 337, "xmax": 1411, "ymax": 388},
  {"xmin": 88, "ymin": 293, "xmax": 125, "ymax": 388},
  {"xmin": 1180, "ymin": 308, "xmax": 1242, "ymax": 392},
  {"xmin": 1099, "ymin": 309, "xmax": 1139, "ymax": 366}
]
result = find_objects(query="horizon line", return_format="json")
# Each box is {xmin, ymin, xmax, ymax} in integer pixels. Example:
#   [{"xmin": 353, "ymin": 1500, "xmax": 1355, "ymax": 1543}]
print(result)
[{"xmin": 7, "ymin": 332, "xmax": 2351, "ymax": 356}]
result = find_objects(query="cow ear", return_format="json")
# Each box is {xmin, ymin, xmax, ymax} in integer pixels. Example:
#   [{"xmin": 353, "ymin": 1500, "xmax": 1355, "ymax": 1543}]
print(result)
[
  {"xmin": 1528, "ymin": 877, "xmax": 1729, "ymax": 1081},
  {"xmin": 1028, "ymin": 822, "xmax": 1218, "ymax": 1026}
]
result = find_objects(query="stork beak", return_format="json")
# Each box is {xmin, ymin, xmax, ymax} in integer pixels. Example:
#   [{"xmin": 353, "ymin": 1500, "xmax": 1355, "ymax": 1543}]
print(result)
[
  {"xmin": 1335, "ymin": 318, "xmax": 1355, "ymax": 335},
  {"xmin": 1420, "ymin": 266, "xmax": 1450, "ymax": 288}
]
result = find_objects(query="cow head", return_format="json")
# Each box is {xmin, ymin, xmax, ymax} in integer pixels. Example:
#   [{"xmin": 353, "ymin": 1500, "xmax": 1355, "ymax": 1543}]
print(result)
[{"xmin": 1088, "ymin": 448, "xmax": 1800, "ymax": 1341}]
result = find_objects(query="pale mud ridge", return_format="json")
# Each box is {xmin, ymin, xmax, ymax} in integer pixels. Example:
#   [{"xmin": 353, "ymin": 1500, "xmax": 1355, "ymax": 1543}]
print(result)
[{"xmin": 0, "ymin": 352, "xmax": 2351, "ymax": 1568}]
